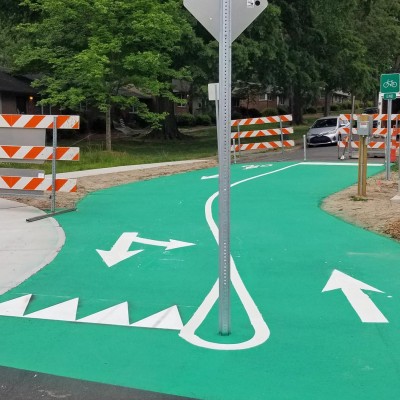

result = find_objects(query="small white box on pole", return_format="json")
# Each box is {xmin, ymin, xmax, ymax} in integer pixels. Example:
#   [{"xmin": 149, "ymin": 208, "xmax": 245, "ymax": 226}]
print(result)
[{"xmin": 208, "ymin": 83, "xmax": 220, "ymax": 101}]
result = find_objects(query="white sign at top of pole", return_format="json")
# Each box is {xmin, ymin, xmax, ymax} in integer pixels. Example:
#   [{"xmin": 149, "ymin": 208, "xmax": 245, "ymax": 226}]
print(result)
[{"xmin": 183, "ymin": 0, "xmax": 268, "ymax": 42}]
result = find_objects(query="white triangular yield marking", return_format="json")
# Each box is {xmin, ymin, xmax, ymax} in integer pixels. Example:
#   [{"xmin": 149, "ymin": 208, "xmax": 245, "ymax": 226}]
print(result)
[
  {"xmin": 131, "ymin": 305, "xmax": 183, "ymax": 331},
  {"xmin": 77, "ymin": 302, "xmax": 130, "ymax": 326},
  {"xmin": 0, "ymin": 294, "xmax": 32, "ymax": 317},
  {"xmin": 24, "ymin": 298, "xmax": 79, "ymax": 321}
]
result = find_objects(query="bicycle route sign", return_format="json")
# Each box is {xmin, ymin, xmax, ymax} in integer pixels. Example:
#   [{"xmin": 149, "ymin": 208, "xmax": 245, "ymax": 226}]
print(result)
[{"xmin": 380, "ymin": 73, "xmax": 400, "ymax": 99}]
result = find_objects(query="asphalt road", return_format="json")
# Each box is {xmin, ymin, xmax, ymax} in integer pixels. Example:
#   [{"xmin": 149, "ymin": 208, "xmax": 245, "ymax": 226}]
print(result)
[
  {"xmin": 0, "ymin": 366, "xmax": 195, "ymax": 400},
  {"xmin": 234, "ymin": 142, "xmax": 386, "ymax": 164}
]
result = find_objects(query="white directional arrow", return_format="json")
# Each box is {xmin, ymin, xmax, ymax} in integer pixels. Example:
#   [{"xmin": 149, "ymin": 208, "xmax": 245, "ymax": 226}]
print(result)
[
  {"xmin": 322, "ymin": 269, "xmax": 388, "ymax": 323},
  {"xmin": 127, "ymin": 232, "xmax": 195, "ymax": 251},
  {"xmin": 96, "ymin": 232, "xmax": 195, "ymax": 267},
  {"xmin": 201, "ymin": 174, "xmax": 219, "ymax": 180},
  {"xmin": 96, "ymin": 233, "xmax": 144, "ymax": 268}
]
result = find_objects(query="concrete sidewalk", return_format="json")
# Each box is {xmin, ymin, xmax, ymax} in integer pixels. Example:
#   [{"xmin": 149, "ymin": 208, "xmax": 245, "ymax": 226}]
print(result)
[
  {"xmin": 53, "ymin": 159, "xmax": 209, "ymax": 179},
  {"xmin": 0, "ymin": 198, "xmax": 64, "ymax": 295}
]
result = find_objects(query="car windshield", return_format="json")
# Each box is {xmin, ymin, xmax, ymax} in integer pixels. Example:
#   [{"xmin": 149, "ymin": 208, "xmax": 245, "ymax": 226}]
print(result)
[{"xmin": 312, "ymin": 118, "xmax": 337, "ymax": 128}]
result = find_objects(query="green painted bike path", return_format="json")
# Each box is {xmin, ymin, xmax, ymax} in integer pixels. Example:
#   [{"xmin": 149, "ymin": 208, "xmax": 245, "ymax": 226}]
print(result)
[{"xmin": 1, "ymin": 162, "xmax": 400, "ymax": 399}]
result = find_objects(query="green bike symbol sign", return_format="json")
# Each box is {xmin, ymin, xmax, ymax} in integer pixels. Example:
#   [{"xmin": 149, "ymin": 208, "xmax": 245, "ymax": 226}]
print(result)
[{"xmin": 380, "ymin": 73, "xmax": 400, "ymax": 95}]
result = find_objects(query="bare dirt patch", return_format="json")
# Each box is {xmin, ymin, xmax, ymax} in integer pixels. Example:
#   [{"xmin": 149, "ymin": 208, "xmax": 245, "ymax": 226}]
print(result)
[{"xmin": 322, "ymin": 171, "xmax": 400, "ymax": 241}]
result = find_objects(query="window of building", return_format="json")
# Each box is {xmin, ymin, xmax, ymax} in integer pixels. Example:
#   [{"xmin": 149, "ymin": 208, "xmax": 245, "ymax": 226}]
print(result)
[{"xmin": 260, "ymin": 92, "xmax": 273, "ymax": 101}]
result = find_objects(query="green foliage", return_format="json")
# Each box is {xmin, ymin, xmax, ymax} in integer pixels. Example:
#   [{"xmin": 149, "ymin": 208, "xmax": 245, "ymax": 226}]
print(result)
[
  {"xmin": 277, "ymin": 105, "xmax": 289, "ymax": 115},
  {"xmin": 305, "ymin": 106, "xmax": 317, "ymax": 114},
  {"xmin": 262, "ymin": 108, "xmax": 279, "ymax": 117},
  {"xmin": 14, "ymin": 0, "xmax": 192, "ymax": 146},
  {"xmin": 195, "ymin": 114, "xmax": 212, "ymax": 126},
  {"xmin": 176, "ymin": 113, "xmax": 196, "ymax": 127},
  {"xmin": 1, "ymin": 0, "xmax": 399, "ymax": 132}
]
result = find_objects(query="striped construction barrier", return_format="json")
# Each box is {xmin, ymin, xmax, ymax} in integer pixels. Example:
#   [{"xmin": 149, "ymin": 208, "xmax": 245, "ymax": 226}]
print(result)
[
  {"xmin": 0, "ymin": 114, "xmax": 80, "ymax": 129},
  {"xmin": 231, "ymin": 127, "xmax": 293, "ymax": 139},
  {"xmin": 340, "ymin": 114, "xmax": 399, "ymax": 122},
  {"xmin": 0, "ymin": 145, "xmax": 80, "ymax": 161},
  {"xmin": 231, "ymin": 114, "xmax": 294, "ymax": 162},
  {"xmin": 231, "ymin": 140, "xmax": 295, "ymax": 152},
  {"xmin": 339, "ymin": 127, "xmax": 400, "ymax": 137},
  {"xmin": 231, "ymin": 115, "xmax": 292, "ymax": 127},
  {"xmin": 338, "ymin": 140, "xmax": 399, "ymax": 149},
  {"xmin": 0, "ymin": 114, "xmax": 80, "ymax": 203},
  {"xmin": 0, "ymin": 176, "xmax": 77, "ymax": 192}
]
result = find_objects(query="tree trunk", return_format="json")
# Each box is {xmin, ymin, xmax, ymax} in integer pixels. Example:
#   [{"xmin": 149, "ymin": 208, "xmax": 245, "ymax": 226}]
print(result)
[
  {"xmin": 324, "ymin": 90, "xmax": 332, "ymax": 116},
  {"xmin": 150, "ymin": 97, "xmax": 182, "ymax": 139},
  {"xmin": 105, "ymin": 105, "xmax": 112, "ymax": 151},
  {"xmin": 292, "ymin": 86, "xmax": 304, "ymax": 125}
]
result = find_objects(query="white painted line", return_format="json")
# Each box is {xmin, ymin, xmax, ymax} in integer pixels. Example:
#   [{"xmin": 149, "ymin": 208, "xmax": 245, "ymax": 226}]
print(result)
[
  {"xmin": 180, "ymin": 163, "xmax": 301, "ymax": 350},
  {"xmin": 201, "ymin": 174, "xmax": 219, "ymax": 180},
  {"xmin": 300, "ymin": 162, "xmax": 384, "ymax": 167}
]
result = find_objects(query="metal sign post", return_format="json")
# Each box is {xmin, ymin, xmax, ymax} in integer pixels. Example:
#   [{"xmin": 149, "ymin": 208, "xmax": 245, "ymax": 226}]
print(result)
[
  {"xmin": 184, "ymin": 0, "xmax": 268, "ymax": 336},
  {"xmin": 217, "ymin": 0, "xmax": 232, "ymax": 336},
  {"xmin": 386, "ymin": 99, "xmax": 392, "ymax": 180}
]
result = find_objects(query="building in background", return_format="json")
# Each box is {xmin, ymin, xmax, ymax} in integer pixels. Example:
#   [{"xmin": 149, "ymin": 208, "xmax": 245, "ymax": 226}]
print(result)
[{"xmin": 0, "ymin": 70, "xmax": 38, "ymax": 114}]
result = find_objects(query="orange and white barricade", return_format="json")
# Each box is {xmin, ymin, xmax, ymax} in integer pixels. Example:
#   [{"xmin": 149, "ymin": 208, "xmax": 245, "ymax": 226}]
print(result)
[
  {"xmin": 230, "ymin": 114, "xmax": 294, "ymax": 162},
  {"xmin": 0, "ymin": 114, "xmax": 80, "ymax": 217},
  {"xmin": 338, "ymin": 114, "xmax": 400, "ymax": 159}
]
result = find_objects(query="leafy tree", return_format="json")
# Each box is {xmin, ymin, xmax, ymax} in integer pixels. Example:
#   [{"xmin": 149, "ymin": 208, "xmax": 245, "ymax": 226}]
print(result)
[
  {"xmin": 357, "ymin": 0, "xmax": 400, "ymax": 96},
  {"xmin": 15, "ymin": 0, "xmax": 191, "ymax": 149},
  {"xmin": 0, "ymin": 1, "xmax": 30, "ymax": 70}
]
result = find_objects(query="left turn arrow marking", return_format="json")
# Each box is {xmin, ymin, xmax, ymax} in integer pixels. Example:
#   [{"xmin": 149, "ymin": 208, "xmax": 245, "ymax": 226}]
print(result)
[
  {"xmin": 96, "ymin": 232, "xmax": 195, "ymax": 267},
  {"xmin": 96, "ymin": 233, "xmax": 144, "ymax": 267}
]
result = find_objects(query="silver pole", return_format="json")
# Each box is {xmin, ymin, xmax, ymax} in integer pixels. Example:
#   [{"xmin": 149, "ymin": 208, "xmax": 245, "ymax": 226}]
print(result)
[
  {"xmin": 349, "ymin": 95, "xmax": 355, "ymax": 158},
  {"xmin": 386, "ymin": 99, "xmax": 392, "ymax": 180},
  {"xmin": 303, "ymin": 134, "xmax": 307, "ymax": 161},
  {"xmin": 218, "ymin": 0, "xmax": 232, "ymax": 336},
  {"xmin": 51, "ymin": 116, "xmax": 57, "ymax": 213}
]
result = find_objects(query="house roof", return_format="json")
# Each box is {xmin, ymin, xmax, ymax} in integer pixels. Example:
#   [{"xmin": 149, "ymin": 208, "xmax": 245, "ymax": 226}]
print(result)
[
  {"xmin": 118, "ymin": 84, "xmax": 152, "ymax": 99},
  {"xmin": 0, "ymin": 71, "xmax": 36, "ymax": 94}
]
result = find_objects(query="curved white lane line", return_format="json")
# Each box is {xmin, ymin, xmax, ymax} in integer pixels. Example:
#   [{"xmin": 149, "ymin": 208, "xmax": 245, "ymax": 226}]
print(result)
[{"xmin": 180, "ymin": 163, "xmax": 301, "ymax": 350}]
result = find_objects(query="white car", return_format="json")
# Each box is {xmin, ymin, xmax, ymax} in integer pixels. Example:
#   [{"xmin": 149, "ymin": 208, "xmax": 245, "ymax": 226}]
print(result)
[{"xmin": 306, "ymin": 116, "xmax": 349, "ymax": 146}]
